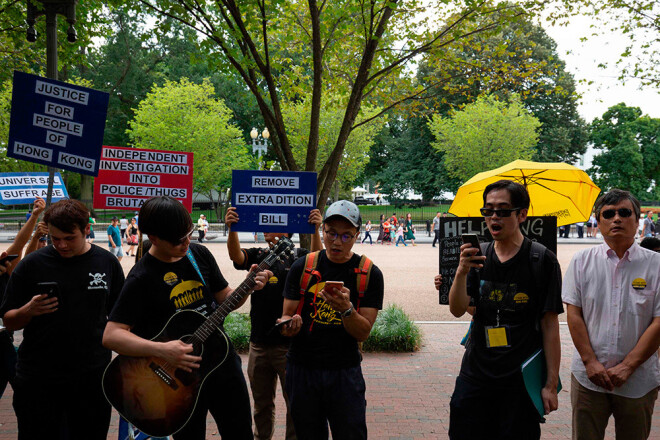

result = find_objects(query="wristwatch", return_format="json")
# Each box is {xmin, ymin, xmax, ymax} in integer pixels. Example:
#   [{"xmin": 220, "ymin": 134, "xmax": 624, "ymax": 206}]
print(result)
[{"xmin": 341, "ymin": 303, "xmax": 354, "ymax": 318}]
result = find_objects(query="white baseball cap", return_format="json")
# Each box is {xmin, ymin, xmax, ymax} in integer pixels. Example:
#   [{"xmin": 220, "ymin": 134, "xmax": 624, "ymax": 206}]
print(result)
[{"xmin": 324, "ymin": 200, "xmax": 362, "ymax": 228}]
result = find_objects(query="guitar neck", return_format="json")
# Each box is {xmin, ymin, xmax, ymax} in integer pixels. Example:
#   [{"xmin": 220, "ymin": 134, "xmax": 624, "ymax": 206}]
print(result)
[{"xmin": 194, "ymin": 258, "xmax": 271, "ymax": 343}]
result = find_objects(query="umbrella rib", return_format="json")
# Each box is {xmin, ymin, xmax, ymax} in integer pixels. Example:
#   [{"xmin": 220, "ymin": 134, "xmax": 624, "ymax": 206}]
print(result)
[{"xmin": 528, "ymin": 180, "xmax": 592, "ymax": 221}]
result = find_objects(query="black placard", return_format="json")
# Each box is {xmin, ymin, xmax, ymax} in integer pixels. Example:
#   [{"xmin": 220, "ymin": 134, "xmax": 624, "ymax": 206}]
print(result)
[{"xmin": 437, "ymin": 216, "xmax": 557, "ymax": 305}]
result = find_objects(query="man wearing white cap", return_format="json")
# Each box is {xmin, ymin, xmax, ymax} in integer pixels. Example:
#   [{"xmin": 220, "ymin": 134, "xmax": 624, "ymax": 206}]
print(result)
[{"xmin": 278, "ymin": 200, "xmax": 384, "ymax": 439}]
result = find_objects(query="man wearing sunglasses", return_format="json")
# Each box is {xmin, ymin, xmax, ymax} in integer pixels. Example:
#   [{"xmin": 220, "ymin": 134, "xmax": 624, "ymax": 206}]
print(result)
[
  {"xmin": 103, "ymin": 196, "xmax": 273, "ymax": 439},
  {"xmin": 278, "ymin": 200, "xmax": 384, "ymax": 439},
  {"xmin": 563, "ymin": 189, "xmax": 660, "ymax": 440},
  {"xmin": 448, "ymin": 180, "xmax": 563, "ymax": 440}
]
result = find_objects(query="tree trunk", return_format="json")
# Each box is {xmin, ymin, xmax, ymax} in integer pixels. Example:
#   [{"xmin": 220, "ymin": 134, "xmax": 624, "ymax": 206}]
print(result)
[{"xmin": 80, "ymin": 174, "xmax": 94, "ymax": 208}]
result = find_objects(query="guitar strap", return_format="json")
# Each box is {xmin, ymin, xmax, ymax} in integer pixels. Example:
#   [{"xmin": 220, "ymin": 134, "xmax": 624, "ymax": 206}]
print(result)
[{"xmin": 186, "ymin": 249, "xmax": 206, "ymax": 286}]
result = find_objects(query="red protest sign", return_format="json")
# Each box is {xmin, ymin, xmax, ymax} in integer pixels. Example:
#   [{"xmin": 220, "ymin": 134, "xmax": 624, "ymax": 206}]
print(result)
[{"xmin": 93, "ymin": 146, "xmax": 193, "ymax": 212}]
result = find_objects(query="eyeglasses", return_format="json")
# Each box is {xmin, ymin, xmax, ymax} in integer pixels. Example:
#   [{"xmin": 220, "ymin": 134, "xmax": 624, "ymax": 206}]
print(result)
[
  {"xmin": 170, "ymin": 229, "xmax": 195, "ymax": 246},
  {"xmin": 601, "ymin": 208, "xmax": 633, "ymax": 220},
  {"xmin": 480, "ymin": 207, "xmax": 521, "ymax": 217},
  {"xmin": 324, "ymin": 230, "xmax": 357, "ymax": 243}
]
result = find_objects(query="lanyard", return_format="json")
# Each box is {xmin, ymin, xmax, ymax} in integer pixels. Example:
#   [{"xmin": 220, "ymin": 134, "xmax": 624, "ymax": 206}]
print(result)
[{"xmin": 186, "ymin": 249, "xmax": 206, "ymax": 286}]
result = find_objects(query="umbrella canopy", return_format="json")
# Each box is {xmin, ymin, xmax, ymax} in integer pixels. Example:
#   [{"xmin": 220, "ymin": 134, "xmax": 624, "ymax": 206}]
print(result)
[{"xmin": 449, "ymin": 160, "xmax": 601, "ymax": 227}]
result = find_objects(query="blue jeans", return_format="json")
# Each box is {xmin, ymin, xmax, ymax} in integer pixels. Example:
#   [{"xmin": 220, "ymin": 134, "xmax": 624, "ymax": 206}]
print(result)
[
  {"xmin": 395, "ymin": 235, "xmax": 406, "ymax": 246},
  {"xmin": 285, "ymin": 361, "xmax": 367, "ymax": 439}
]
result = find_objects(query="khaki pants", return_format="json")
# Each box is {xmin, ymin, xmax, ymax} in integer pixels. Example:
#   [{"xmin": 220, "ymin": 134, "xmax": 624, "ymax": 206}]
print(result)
[
  {"xmin": 247, "ymin": 342, "xmax": 296, "ymax": 440},
  {"xmin": 571, "ymin": 374, "xmax": 658, "ymax": 440}
]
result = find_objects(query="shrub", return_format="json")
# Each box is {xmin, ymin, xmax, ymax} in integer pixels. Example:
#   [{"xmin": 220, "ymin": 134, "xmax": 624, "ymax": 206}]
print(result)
[
  {"xmin": 224, "ymin": 312, "xmax": 251, "ymax": 352},
  {"xmin": 363, "ymin": 304, "xmax": 421, "ymax": 352}
]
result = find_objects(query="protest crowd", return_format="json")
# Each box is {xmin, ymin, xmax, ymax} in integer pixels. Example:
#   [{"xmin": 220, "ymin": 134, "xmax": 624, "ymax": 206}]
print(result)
[{"xmin": 0, "ymin": 181, "xmax": 659, "ymax": 440}]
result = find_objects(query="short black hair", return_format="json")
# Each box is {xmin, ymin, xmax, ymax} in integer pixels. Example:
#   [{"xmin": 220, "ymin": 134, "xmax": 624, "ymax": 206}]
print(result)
[
  {"xmin": 594, "ymin": 189, "xmax": 640, "ymax": 221},
  {"xmin": 139, "ymin": 196, "xmax": 193, "ymax": 243},
  {"xmin": 43, "ymin": 199, "xmax": 89, "ymax": 233},
  {"xmin": 483, "ymin": 179, "xmax": 530, "ymax": 210},
  {"xmin": 640, "ymin": 237, "xmax": 660, "ymax": 251}
]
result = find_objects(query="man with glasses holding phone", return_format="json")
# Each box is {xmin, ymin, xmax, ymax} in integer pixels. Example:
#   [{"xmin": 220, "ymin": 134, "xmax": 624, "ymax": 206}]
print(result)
[
  {"xmin": 103, "ymin": 196, "xmax": 273, "ymax": 439},
  {"xmin": 563, "ymin": 189, "xmax": 660, "ymax": 440},
  {"xmin": 224, "ymin": 206, "xmax": 323, "ymax": 440},
  {"xmin": 278, "ymin": 200, "xmax": 384, "ymax": 439},
  {"xmin": 447, "ymin": 180, "xmax": 563, "ymax": 440}
]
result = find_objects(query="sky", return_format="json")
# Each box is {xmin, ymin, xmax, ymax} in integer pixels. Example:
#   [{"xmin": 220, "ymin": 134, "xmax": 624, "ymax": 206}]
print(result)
[{"xmin": 542, "ymin": 14, "xmax": 659, "ymax": 123}]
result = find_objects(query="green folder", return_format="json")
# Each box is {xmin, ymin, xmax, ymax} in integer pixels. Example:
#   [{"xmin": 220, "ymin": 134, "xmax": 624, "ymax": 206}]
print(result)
[{"xmin": 521, "ymin": 348, "xmax": 562, "ymax": 418}]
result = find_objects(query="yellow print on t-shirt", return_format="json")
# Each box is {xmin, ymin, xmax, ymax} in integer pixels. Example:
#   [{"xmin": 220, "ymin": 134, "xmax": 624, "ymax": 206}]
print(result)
[
  {"xmin": 170, "ymin": 279, "xmax": 205, "ymax": 309},
  {"xmin": 307, "ymin": 281, "xmax": 342, "ymax": 326}
]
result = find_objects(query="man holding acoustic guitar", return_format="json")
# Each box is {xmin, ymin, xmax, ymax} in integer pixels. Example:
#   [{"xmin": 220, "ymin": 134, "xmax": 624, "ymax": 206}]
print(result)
[{"xmin": 103, "ymin": 196, "xmax": 274, "ymax": 439}]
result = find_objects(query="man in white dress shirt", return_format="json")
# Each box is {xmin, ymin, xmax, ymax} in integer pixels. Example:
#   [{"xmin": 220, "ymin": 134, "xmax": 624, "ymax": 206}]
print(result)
[{"xmin": 563, "ymin": 189, "xmax": 660, "ymax": 440}]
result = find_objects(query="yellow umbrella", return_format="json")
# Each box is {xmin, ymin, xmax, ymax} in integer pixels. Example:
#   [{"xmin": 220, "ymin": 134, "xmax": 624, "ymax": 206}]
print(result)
[{"xmin": 449, "ymin": 160, "xmax": 601, "ymax": 227}]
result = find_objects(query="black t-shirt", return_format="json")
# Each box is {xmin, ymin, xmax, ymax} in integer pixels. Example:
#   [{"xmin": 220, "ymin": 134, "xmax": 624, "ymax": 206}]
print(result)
[
  {"xmin": 109, "ymin": 243, "xmax": 229, "ymax": 341},
  {"xmin": 283, "ymin": 250, "xmax": 384, "ymax": 369},
  {"xmin": 235, "ymin": 246, "xmax": 309, "ymax": 346},
  {"xmin": 462, "ymin": 238, "xmax": 563, "ymax": 386},
  {"xmin": 0, "ymin": 245, "xmax": 124, "ymax": 382}
]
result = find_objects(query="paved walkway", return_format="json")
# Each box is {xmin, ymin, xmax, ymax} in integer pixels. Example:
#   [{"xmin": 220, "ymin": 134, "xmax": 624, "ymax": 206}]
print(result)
[{"xmin": 1, "ymin": 324, "xmax": 659, "ymax": 439}]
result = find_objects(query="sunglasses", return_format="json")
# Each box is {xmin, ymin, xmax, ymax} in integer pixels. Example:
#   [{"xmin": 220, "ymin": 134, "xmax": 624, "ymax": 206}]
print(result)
[
  {"xmin": 324, "ymin": 230, "xmax": 357, "ymax": 243},
  {"xmin": 480, "ymin": 207, "xmax": 522, "ymax": 218},
  {"xmin": 601, "ymin": 208, "xmax": 633, "ymax": 219}
]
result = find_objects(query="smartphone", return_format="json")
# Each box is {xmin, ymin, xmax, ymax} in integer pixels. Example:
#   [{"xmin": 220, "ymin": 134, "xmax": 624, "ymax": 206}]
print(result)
[
  {"xmin": 36, "ymin": 281, "xmax": 60, "ymax": 300},
  {"xmin": 0, "ymin": 254, "xmax": 18, "ymax": 266},
  {"xmin": 461, "ymin": 234, "xmax": 483, "ymax": 257},
  {"xmin": 273, "ymin": 318, "xmax": 293, "ymax": 329},
  {"xmin": 324, "ymin": 281, "xmax": 344, "ymax": 294}
]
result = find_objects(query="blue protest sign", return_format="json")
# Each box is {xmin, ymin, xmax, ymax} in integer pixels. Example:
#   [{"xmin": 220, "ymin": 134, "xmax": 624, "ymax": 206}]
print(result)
[
  {"xmin": 6, "ymin": 71, "xmax": 109, "ymax": 176},
  {"xmin": 0, "ymin": 172, "xmax": 69, "ymax": 205},
  {"xmin": 231, "ymin": 170, "xmax": 317, "ymax": 234}
]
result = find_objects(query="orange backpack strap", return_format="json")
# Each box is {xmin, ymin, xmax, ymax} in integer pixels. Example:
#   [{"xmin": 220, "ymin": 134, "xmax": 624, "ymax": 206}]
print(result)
[
  {"xmin": 353, "ymin": 255, "xmax": 373, "ymax": 312},
  {"xmin": 297, "ymin": 251, "xmax": 321, "ymax": 316}
]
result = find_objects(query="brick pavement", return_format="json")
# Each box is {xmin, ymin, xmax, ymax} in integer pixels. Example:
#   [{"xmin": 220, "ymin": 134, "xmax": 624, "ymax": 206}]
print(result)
[{"xmin": 2, "ymin": 324, "xmax": 660, "ymax": 439}]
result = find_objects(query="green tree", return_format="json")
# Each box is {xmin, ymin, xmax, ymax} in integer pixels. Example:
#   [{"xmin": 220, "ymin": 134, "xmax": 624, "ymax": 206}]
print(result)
[
  {"xmin": 418, "ymin": 8, "xmax": 588, "ymax": 163},
  {"xmin": 547, "ymin": 1, "xmax": 660, "ymax": 87},
  {"xmin": 127, "ymin": 78, "xmax": 251, "ymax": 214},
  {"xmin": 132, "ymin": 0, "xmax": 545, "ymax": 210},
  {"xmin": 281, "ymin": 95, "xmax": 384, "ymax": 194},
  {"xmin": 589, "ymin": 103, "xmax": 660, "ymax": 199},
  {"xmin": 428, "ymin": 94, "xmax": 540, "ymax": 181},
  {"xmin": 360, "ymin": 116, "xmax": 461, "ymax": 200}
]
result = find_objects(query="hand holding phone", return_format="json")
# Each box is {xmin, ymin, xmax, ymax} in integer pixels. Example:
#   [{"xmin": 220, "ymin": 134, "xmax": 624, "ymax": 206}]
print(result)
[
  {"xmin": 461, "ymin": 234, "xmax": 483, "ymax": 257},
  {"xmin": 272, "ymin": 318, "xmax": 293, "ymax": 330},
  {"xmin": 324, "ymin": 281, "xmax": 344, "ymax": 295},
  {"xmin": 0, "ymin": 254, "xmax": 19, "ymax": 266},
  {"xmin": 37, "ymin": 281, "xmax": 60, "ymax": 300}
]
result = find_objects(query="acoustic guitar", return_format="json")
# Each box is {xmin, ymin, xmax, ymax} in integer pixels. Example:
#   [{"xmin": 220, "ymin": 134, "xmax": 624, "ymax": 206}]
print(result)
[{"xmin": 102, "ymin": 237, "xmax": 294, "ymax": 437}]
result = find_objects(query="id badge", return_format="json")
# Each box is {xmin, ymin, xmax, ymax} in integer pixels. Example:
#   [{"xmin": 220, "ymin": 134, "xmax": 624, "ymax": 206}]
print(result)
[{"xmin": 485, "ymin": 325, "xmax": 510, "ymax": 348}]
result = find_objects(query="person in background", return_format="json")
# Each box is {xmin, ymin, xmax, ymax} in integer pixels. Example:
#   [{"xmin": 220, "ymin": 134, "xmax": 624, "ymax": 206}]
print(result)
[
  {"xmin": 107, "ymin": 216, "xmax": 124, "ymax": 261},
  {"xmin": 395, "ymin": 223, "xmax": 406, "ymax": 247},
  {"xmin": 225, "ymin": 206, "xmax": 323, "ymax": 440},
  {"xmin": 126, "ymin": 217, "xmax": 139, "ymax": 257},
  {"xmin": 0, "ymin": 197, "xmax": 46, "ymax": 400},
  {"xmin": 119, "ymin": 215, "xmax": 128, "ymax": 244},
  {"xmin": 0, "ymin": 198, "xmax": 125, "ymax": 439},
  {"xmin": 198, "ymin": 214, "xmax": 207, "ymax": 243},
  {"xmin": 24, "ymin": 221, "xmax": 48, "ymax": 257},
  {"xmin": 86, "ymin": 211, "xmax": 96, "ymax": 243},
  {"xmin": 642, "ymin": 210, "xmax": 655, "ymax": 238},
  {"xmin": 404, "ymin": 213, "xmax": 416, "ymax": 246},
  {"xmin": 377, "ymin": 214, "xmax": 386, "ymax": 245},
  {"xmin": 362, "ymin": 220, "xmax": 373, "ymax": 245},
  {"xmin": 640, "ymin": 236, "xmax": 660, "ymax": 252},
  {"xmin": 432, "ymin": 212, "xmax": 441, "ymax": 248}
]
